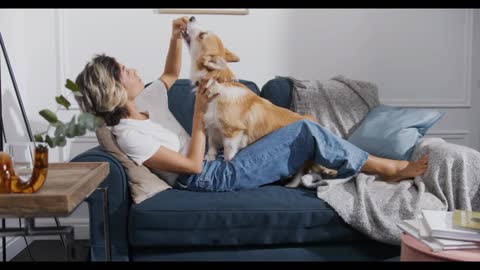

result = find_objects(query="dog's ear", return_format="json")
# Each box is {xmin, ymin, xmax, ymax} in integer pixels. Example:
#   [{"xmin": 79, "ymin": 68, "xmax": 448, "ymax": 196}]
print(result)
[
  {"xmin": 201, "ymin": 55, "xmax": 227, "ymax": 70},
  {"xmin": 224, "ymin": 48, "xmax": 240, "ymax": 62}
]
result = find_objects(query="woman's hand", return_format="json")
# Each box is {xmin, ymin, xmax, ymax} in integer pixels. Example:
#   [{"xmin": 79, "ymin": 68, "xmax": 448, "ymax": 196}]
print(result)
[
  {"xmin": 171, "ymin": 16, "xmax": 189, "ymax": 40},
  {"xmin": 194, "ymin": 80, "xmax": 218, "ymax": 116}
]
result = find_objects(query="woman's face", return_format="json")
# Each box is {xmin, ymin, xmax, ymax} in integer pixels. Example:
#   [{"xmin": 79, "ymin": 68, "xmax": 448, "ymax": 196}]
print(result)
[{"xmin": 118, "ymin": 63, "xmax": 144, "ymax": 100}]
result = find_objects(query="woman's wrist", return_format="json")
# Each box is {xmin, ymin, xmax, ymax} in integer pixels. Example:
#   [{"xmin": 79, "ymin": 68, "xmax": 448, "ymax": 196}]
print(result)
[
  {"xmin": 193, "ymin": 114, "xmax": 205, "ymax": 128},
  {"xmin": 171, "ymin": 34, "xmax": 182, "ymax": 41},
  {"xmin": 193, "ymin": 112, "xmax": 204, "ymax": 122}
]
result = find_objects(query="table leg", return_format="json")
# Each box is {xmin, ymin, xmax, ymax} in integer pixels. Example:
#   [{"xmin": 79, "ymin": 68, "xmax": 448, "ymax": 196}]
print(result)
[
  {"xmin": 96, "ymin": 187, "xmax": 111, "ymax": 262},
  {"xmin": 64, "ymin": 225, "xmax": 75, "ymax": 261},
  {"xmin": 0, "ymin": 218, "xmax": 75, "ymax": 261},
  {"xmin": 2, "ymin": 218, "xmax": 5, "ymax": 262}
]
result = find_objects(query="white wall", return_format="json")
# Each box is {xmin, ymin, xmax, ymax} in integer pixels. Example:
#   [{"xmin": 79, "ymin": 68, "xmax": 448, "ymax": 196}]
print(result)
[
  {"xmin": 469, "ymin": 9, "xmax": 480, "ymax": 152},
  {"xmin": 4, "ymin": 8, "xmax": 479, "ymax": 151},
  {"xmin": 20, "ymin": 8, "xmax": 480, "ymax": 151},
  {"xmin": 1, "ymin": 8, "xmax": 479, "ymax": 259}
]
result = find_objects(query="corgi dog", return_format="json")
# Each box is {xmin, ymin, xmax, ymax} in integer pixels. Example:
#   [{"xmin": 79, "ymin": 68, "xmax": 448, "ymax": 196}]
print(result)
[{"xmin": 181, "ymin": 17, "xmax": 336, "ymax": 186}]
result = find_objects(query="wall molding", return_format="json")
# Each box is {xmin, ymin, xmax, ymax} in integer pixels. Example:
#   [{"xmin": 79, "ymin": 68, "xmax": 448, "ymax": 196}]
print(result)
[
  {"xmin": 381, "ymin": 9, "xmax": 473, "ymax": 108},
  {"xmin": 62, "ymin": 135, "xmax": 98, "ymax": 162},
  {"xmin": 54, "ymin": 9, "xmax": 72, "ymax": 105},
  {"xmin": 425, "ymin": 129, "xmax": 469, "ymax": 145},
  {"xmin": 55, "ymin": 9, "xmax": 68, "ymax": 163},
  {"xmin": 71, "ymin": 135, "xmax": 98, "ymax": 143}
]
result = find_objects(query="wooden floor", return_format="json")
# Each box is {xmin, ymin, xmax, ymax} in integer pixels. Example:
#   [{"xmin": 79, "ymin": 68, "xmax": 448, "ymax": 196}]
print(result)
[{"xmin": 11, "ymin": 240, "xmax": 90, "ymax": 262}]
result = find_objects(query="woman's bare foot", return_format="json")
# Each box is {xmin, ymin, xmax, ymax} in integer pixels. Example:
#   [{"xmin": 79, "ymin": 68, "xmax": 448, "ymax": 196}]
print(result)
[{"xmin": 382, "ymin": 155, "xmax": 429, "ymax": 182}]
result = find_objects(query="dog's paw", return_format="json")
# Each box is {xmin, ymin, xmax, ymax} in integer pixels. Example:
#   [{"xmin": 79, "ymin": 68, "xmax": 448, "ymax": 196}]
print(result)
[
  {"xmin": 311, "ymin": 164, "xmax": 337, "ymax": 178},
  {"xmin": 223, "ymin": 150, "xmax": 237, "ymax": 161},
  {"xmin": 206, "ymin": 91, "xmax": 217, "ymax": 99},
  {"xmin": 322, "ymin": 168, "xmax": 338, "ymax": 178},
  {"xmin": 284, "ymin": 173, "xmax": 302, "ymax": 188},
  {"xmin": 205, "ymin": 153, "xmax": 216, "ymax": 161}
]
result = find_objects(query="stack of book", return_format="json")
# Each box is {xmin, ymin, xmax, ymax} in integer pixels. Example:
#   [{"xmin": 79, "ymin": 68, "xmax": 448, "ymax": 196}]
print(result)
[{"xmin": 397, "ymin": 209, "xmax": 480, "ymax": 252}]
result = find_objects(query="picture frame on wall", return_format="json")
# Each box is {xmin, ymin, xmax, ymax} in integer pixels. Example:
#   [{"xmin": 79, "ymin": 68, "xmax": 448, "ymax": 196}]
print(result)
[{"xmin": 154, "ymin": 9, "xmax": 249, "ymax": 15}]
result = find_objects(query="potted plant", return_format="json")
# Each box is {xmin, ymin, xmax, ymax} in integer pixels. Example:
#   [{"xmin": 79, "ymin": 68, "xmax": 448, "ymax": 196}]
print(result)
[{"xmin": 0, "ymin": 79, "xmax": 103, "ymax": 193}]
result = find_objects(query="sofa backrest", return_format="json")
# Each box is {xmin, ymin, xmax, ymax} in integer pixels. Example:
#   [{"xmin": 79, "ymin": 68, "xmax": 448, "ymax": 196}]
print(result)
[
  {"xmin": 168, "ymin": 79, "xmax": 261, "ymax": 135},
  {"xmin": 260, "ymin": 77, "xmax": 293, "ymax": 109}
]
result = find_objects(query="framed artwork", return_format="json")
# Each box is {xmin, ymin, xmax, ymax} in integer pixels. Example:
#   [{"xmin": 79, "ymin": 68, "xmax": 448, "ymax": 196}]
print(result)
[{"xmin": 154, "ymin": 9, "xmax": 249, "ymax": 15}]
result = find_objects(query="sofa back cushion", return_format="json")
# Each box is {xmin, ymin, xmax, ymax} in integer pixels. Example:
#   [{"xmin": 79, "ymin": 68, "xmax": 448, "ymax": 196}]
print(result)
[
  {"xmin": 260, "ymin": 77, "xmax": 293, "ymax": 109},
  {"xmin": 261, "ymin": 76, "xmax": 379, "ymax": 139},
  {"xmin": 168, "ymin": 79, "xmax": 261, "ymax": 135}
]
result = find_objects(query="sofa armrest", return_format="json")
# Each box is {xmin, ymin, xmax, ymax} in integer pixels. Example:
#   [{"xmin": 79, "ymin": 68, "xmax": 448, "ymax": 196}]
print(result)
[
  {"xmin": 71, "ymin": 146, "xmax": 131, "ymax": 261},
  {"xmin": 412, "ymin": 138, "xmax": 480, "ymax": 211}
]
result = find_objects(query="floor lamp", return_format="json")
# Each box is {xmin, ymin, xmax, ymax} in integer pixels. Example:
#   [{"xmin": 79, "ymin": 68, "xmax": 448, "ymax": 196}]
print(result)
[{"xmin": 0, "ymin": 32, "xmax": 65, "ymax": 262}]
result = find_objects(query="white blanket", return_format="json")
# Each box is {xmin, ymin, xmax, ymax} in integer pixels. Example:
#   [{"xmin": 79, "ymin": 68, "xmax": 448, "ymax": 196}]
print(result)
[{"xmin": 286, "ymin": 75, "xmax": 480, "ymax": 245}]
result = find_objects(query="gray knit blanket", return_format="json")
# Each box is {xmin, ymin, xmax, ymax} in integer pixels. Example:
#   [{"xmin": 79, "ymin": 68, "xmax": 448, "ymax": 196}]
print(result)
[{"xmin": 283, "ymin": 75, "xmax": 480, "ymax": 245}]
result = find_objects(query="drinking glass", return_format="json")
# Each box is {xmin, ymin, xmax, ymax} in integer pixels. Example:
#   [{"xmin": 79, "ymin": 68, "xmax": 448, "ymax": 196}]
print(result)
[{"xmin": 4, "ymin": 142, "xmax": 35, "ymax": 183}]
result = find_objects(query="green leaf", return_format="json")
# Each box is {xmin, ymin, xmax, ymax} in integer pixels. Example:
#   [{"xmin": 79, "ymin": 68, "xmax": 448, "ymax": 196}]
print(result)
[
  {"xmin": 65, "ymin": 116, "xmax": 77, "ymax": 138},
  {"xmin": 54, "ymin": 122, "xmax": 65, "ymax": 137},
  {"xmin": 74, "ymin": 124, "xmax": 87, "ymax": 136},
  {"xmin": 65, "ymin": 79, "xmax": 79, "ymax": 93},
  {"xmin": 34, "ymin": 134, "xmax": 44, "ymax": 142},
  {"xmin": 78, "ymin": 112, "xmax": 97, "ymax": 131},
  {"xmin": 39, "ymin": 109, "xmax": 58, "ymax": 124},
  {"xmin": 54, "ymin": 135, "xmax": 67, "ymax": 147},
  {"xmin": 45, "ymin": 135, "xmax": 55, "ymax": 148},
  {"xmin": 55, "ymin": 95, "xmax": 71, "ymax": 110}
]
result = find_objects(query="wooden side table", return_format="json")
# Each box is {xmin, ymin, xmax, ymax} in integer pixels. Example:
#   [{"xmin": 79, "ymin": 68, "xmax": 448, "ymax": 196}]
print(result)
[
  {"xmin": 0, "ymin": 162, "xmax": 110, "ymax": 261},
  {"xmin": 400, "ymin": 233, "xmax": 480, "ymax": 261}
]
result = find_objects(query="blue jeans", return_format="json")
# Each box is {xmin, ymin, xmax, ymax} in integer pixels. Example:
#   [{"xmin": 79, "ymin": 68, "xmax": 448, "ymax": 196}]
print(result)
[{"xmin": 175, "ymin": 120, "xmax": 368, "ymax": 192}]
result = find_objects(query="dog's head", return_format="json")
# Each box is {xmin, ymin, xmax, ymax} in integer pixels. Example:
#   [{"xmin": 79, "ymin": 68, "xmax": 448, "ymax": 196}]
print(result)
[{"xmin": 182, "ymin": 16, "xmax": 240, "ymax": 81}]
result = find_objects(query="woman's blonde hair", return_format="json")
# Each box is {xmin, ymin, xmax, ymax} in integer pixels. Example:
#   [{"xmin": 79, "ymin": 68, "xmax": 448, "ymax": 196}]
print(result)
[{"xmin": 75, "ymin": 54, "xmax": 129, "ymax": 126}]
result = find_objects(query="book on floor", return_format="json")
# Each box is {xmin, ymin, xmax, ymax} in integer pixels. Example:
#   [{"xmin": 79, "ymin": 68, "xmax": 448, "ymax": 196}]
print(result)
[
  {"xmin": 397, "ymin": 218, "xmax": 480, "ymax": 252},
  {"xmin": 453, "ymin": 209, "xmax": 480, "ymax": 231},
  {"xmin": 421, "ymin": 210, "xmax": 480, "ymax": 242}
]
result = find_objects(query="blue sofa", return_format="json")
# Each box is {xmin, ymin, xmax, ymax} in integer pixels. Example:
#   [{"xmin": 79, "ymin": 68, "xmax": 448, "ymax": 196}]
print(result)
[{"xmin": 72, "ymin": 78, "xmax": 400, "ymax": 261}]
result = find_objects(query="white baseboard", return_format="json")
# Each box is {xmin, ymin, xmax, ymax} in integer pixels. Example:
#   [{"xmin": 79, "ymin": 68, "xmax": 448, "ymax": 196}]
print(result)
[{"xmin": 0, "ymin": 218, "xmax": 89, "ymax": 261}]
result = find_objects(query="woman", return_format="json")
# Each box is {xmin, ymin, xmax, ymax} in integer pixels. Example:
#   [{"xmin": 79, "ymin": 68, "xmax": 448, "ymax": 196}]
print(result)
[{"xmin": 75, "ymin": 17, "xmax": 428, "ymax": 192}]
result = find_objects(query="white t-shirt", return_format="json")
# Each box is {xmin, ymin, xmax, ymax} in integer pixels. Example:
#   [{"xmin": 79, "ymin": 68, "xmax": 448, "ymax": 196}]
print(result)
[{"xmin": 112, "ymin": 79, "xmax": 191, "ymax": 186}]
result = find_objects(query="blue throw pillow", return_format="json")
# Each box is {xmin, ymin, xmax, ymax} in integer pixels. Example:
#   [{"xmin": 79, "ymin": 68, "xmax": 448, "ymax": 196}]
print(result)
[{"xmin": 347, "ymin": 105, "xmax": 445, "ymax": 160}]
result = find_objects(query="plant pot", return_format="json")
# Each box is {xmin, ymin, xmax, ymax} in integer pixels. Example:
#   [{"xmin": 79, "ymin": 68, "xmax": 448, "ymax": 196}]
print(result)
[
  {"xmin": 11, "ymin": 144, "xmax": 49, "ymax": 193},
  {"xmin": 0, "ymin": 151, "xmax": 14, "ymax": 193},
  {"xmin": 0, "ymin": 144, "xmax": 49, "ymax": 194}
]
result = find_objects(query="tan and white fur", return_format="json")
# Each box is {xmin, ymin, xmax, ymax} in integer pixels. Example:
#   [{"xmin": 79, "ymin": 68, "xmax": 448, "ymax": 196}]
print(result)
[{"xmin": 182, "ymin": 17, "xmax": 336, "ymax": 187}]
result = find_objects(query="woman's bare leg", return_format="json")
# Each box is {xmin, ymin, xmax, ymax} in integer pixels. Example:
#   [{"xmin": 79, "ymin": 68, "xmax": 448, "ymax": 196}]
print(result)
[{"xmin": 360, "ymin": 154, "xmax": 428, "ymax": 182}]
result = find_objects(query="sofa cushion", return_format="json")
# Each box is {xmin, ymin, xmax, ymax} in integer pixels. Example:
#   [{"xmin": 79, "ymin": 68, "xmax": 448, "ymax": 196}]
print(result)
[
  {"xmin": 168, "ymin": 79, "xmax": 261, "ymax": 135},
  {"xmin": 128, "ymin": 185, "xmax": 366, "ymax": 247},
  {"xmin": 348, "ymin": 105, "xmax": 445, "ymax": 160},
  {"xmin": 260, "ymin": 77, "xmax": 293, "ymax": 109}
]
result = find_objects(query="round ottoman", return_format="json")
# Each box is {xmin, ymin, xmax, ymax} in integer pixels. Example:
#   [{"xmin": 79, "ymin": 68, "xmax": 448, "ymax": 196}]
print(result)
[{"xmin": 400, "ymin": 233, "xmax": 480, "ymax": 261}]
